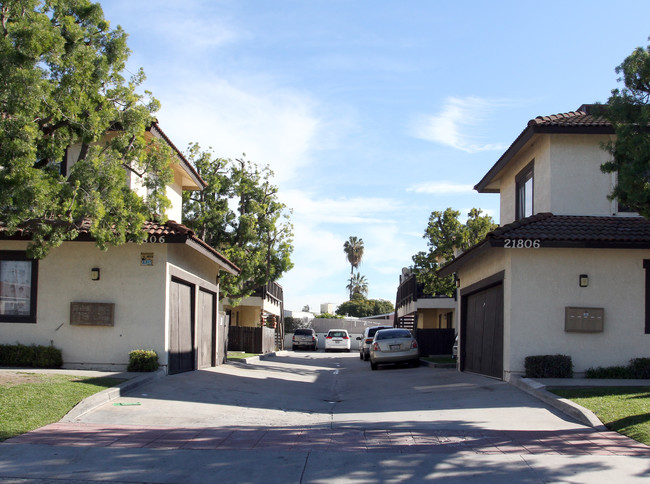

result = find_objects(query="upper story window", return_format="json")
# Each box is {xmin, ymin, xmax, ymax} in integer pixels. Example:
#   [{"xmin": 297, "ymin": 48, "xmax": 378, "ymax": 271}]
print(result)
[
  {"xmin": 515, "ymin": 161, "xmax": 534, "ymax": 220},
  {"xmin": 0, "ymin": 251, "xmax": 38, "ymax": 323}
]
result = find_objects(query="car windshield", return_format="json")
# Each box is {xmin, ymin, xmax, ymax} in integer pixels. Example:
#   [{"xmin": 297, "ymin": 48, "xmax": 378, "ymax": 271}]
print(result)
[
  {"xmin": 376, "ymin": 329, "xmax": 411, "ymax": 340},
  {"xmin": 367, "ymin": 326, "xmax": 389, "ymax": 337},
  {"xmin": 294, "ymin": 329, "xmax": 313, "ymax": 335},
  {"xmin": 328, "ymin": 331, "xmax": 347, "ymax": 337}
]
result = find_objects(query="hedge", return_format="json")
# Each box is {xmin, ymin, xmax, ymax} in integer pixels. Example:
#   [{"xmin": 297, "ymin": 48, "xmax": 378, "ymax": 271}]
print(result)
[{"xmin": 0, "ymin": 343, "xmax": 63, "ymax": 368}]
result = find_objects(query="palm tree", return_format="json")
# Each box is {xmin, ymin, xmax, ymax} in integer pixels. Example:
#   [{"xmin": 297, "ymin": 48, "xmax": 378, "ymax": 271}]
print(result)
[
  {"xmin": 343, "ymin": 236, "xmax": 364, "ymax": 276},
  {"xmin": 343, "ymin": 236, "xmax": 364, "ymax": 298},
  {"xmin": 346, "ymin": 273, "xmax": 369, "ymax": 298}
]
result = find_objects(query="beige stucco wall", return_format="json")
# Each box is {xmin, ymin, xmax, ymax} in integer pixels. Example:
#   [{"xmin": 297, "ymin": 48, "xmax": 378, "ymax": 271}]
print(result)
[
  {"xmin": 0, "ymin": 240, "xmax": 168, "ymax": 370},
  {"xmin": 416, "ymin": 308, "xmax": 455, "ymax": 329},
  {"xmin": 230, "ymin": 305, "xmax": 261, "ymax": 327},
  {"xmin": 548, "ymin": 134, "xmax": 616, "ymax": 217},
  {"xmin": 506, "ymin": 248, "xmax": 650, "ymax": 378}
]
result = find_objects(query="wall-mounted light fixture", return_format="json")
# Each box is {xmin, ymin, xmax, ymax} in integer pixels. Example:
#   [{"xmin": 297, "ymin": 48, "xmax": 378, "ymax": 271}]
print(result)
[
  {"xmin": 91, "ymin": 268, "xmax": 100, "ymax": 281},
  {"xmin": 579, "ymin": 274, "xmax": 589, "ymax": 287},
  {"xmin": 453, "ymin": 273, "xmax": 460, "ymax": 288}
]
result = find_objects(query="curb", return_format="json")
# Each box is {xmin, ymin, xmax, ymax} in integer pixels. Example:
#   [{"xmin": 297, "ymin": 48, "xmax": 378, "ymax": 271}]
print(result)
[
  {"xmin": 419, "ymin": 359, "xmax": 457, "ymax": 369},
  {"xmin": 509, "ymin": 376, "xmax": 607, "ymax": 430},
  {"xmin": 61, "ymin": 369, "xmax": 167, "ymax": 422},
  {"xmin": 228, "ymin": 350, "xmax": 290, "ymax": 364}
]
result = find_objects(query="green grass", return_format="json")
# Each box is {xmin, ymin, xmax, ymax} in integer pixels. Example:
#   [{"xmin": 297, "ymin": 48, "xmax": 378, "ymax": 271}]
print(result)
[
  {"xmin": 551, "ymin": 386, "xmax": 650, "ymax": 446},
  {"xmin": 0, "ymin": 373, "xmax": 123, "ymax": 441},
  {"xmin": 227, "ymin": 352, "xmax": 260, "ymax": 359},
  {"xmin": 423, "ymin": 356, "xmax": 456, "ymax": 364}
]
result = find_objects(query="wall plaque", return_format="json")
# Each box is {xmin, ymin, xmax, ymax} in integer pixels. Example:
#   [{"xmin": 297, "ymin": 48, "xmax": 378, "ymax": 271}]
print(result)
[{"xmin": 70, "ymin": 302, "xmax": 115, "ymax": 326}]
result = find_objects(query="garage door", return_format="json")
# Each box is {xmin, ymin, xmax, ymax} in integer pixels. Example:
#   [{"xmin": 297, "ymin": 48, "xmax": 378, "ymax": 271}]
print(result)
[
  {"xmin": 169, "ymin": 278, "xmax": 195, "ymax": 375},
  {"xmin": 462, "ymin": 283, "xmax": 503, "ymax": 379},
  {"xmin": 197, "ymin": 289, "xmax": 216, "ymax": 369}
]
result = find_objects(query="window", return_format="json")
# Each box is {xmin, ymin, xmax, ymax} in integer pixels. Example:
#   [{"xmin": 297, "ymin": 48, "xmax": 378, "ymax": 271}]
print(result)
[
  {"xmin": 0, "ymin": 251, "xmax": 38, "ymax": 323},
  {"xmin": 515, "ymin": 161, "xmax": 534, "ymax": 220}
]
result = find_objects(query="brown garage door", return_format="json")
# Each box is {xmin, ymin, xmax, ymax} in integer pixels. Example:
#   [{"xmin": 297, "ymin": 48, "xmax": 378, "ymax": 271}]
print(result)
[
  {"xmin": 197, "ymin": 288, "xmax": 216, "ymax": 369},
  {"xmin": 169, "ymin": 277, "xmax": 195, "ymax": 375},
  {"xmin": 462, "ymin": 282, "xmax": 503, "ymax": 379}
]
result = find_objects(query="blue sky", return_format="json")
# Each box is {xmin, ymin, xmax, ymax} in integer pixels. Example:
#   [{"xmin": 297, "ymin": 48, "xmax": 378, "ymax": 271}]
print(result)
[{"xmin": 101, "ymin": 0, "xmax": 650, "ymax": 313}]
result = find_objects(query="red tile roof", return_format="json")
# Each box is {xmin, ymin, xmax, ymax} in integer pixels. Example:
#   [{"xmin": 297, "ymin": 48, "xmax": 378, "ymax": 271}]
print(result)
[
  {"xmin": 474, "ymin": 104, "xmax": 615, "ymax": 193},
  {"xmin": 0, "ymin": 219, "xmax": 240, "ymax": 274},
  {"xmin": 438, "ymin": 213, "xmax": 650, "ymax": 276},
  {"xmin": 489, "ymin": 213, "xmax": 650, "ymax": 246}
]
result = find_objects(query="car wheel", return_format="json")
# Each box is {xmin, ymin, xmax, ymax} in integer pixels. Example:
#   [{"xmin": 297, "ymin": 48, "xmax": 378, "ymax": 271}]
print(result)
[
  {"xmin": 312, "ymin": 345, "xmax": 317, "ymax": 351},
  {"xmin": 370, "ymin": 361, "xmax": 378, "ymax": 371},
  {"xmin": 363, "ymin": 353, "xmax": 369, "ymax": 361},
  {"xmin": 359, "ymin": 352, "xmax": 363, "ymax": 360},
  {"xmin": 292, "ymin": 346, "xmax": 296, "ymax": 351},
  {"xmin": 411, "ymin": 359, "xmax": 421, "ymax": 368}
]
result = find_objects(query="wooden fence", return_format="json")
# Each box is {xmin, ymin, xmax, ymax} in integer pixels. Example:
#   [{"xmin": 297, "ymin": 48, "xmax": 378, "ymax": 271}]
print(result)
[
  {"xmin": 414, "ymin": 328, "xmax": 455, "ymax": 356},
  {"xmin": 227, "ymin": 326, "xmax": 277, "ymax": 354}
]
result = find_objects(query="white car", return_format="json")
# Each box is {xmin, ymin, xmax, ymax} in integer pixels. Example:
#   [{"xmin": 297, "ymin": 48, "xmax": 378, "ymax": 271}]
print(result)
[{"xmin": 324, "ymin": 329, "xmax": 351, "ymax": 352}]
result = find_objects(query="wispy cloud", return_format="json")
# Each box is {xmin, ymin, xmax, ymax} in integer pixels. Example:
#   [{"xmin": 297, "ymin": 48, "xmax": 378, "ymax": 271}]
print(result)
[
  {"xmin": 411, "ymin": 97, "xmax": 508, "ymax": 153},
  {"xmin": 407, "ymin": 181, "xmax": 475, "ymax": 194}
]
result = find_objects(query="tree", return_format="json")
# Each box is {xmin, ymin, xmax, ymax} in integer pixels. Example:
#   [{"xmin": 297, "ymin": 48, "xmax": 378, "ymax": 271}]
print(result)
[
  {"xmin": 336, "ymin": 298, "xmax": 394, "ymax": 318},
  {"xmin": 182, "ymin": 145, "xmax": 294, "ymax": 302},
  {"xmin": 343, "ymin": 236, "xmax": 364, "ymax": 297},
  {"xmin": 412, "ymin": 207, "xmax": 496, "ymax": 296},
  {"xmin": 346, "ymin": 272, "xmax": 368, "ymax": 298},
  {"xmin": 599, "ymin": 39, "xmax": 650, "ymax": 218},
  {"xmin": 0, "ymin": 0, "xmax": 173, "ymax": 258}
]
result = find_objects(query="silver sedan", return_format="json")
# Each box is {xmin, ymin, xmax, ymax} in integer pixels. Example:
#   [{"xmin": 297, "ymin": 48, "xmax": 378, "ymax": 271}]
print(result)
[{"xmin": 369, "ymin": 328, "xmax": 420, "ymax": 370}]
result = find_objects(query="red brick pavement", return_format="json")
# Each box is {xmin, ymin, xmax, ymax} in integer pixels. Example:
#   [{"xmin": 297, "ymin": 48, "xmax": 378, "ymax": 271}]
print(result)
[{"xmin": 5, "ymin": 423, "xmax": 650, "ymax": 456}]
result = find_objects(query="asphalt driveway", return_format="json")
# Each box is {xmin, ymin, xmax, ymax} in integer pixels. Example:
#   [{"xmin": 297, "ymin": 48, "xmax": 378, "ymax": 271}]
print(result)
[{"xmin": 2, "ymin": 352, "xmax": 649, "ymax": 483}]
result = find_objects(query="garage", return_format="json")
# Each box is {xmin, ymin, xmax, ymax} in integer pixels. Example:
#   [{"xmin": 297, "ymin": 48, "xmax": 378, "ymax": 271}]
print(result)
[
  {"xmin": 461, "ymin": 279, "xmax": 504, "ymax": 379},
  {"xmin": 197, "ymin": 288, "xmax": 217, "ymax": 369},
  {"xmin": 169, "ymin": 277, "xmax": 195, "ymax": 375}
]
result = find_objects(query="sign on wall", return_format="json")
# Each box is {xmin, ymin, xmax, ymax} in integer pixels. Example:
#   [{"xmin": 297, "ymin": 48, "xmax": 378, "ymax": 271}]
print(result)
[{"xmin": 70, "ymin": 302, "xmax": 115, "ymax": 326}]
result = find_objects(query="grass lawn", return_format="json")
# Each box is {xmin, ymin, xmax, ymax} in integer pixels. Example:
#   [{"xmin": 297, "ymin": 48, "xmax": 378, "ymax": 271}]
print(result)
[
  {"xmin": 227, "ymin": 352, "xmax": 260, "ymax": 359},
  {"xmin": 0, "ymin": 372, "xmax": 123, "ymax": 441},
  {"xmin": 551, "ymin": 386, "xmax": 650, "ymax": 446}
]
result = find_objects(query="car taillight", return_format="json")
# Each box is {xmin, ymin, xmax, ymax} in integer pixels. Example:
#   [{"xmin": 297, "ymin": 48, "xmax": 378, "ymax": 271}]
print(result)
[
  {"xmin": 343, "ymin": 336, "xmax": 349, "ymax": 340},
  {"xmin": 373, "ymin": 342, "xmax": 379, "ymax": 351},
  {"xmin": 365, "ymin": 338, "xmax": 372, "ymax": 344},
  {"xmin": 312, "ymin": 336, "xmax": 316, "ymax": 342},
  {"xmin": 326, "ymin": 336, "xmax": 332, "ymax": 339},
  {"xmin": 411, "ymin": 340, "xmax": 418, "ymax": 349},
  {"xmin": 292, "ymin": 336, "xmax": 296, "ymax": 341}
]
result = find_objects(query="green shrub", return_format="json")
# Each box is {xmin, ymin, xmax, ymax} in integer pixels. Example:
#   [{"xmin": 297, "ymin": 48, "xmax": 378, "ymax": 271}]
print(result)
[
  {"xmin": 629, "ymin": 358, "xmax": 650, "ymax": 379},
  {"xmin": 525, "ymin": 354, "xmax": 573, "ymax": 378},
  {"xmin": 586, "ymin": 358, "xmax": 650, "ymax": 379},
  {"xmin": 585, "ymin": 365, "xmax": 634, "ymax": 379},
  {"xmin": 127, "ymin": 350, "xmax": 159, "ymax": 372},
  {"xmin": 0, "ymin": 343, "xmax": 63, "ymax": 368}
]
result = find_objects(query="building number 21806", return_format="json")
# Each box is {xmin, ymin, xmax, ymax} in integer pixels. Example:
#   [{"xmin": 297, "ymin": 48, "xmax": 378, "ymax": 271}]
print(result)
[{"xmin": 503, "ymin": 239, "xmax": 541, "ymax": 249}]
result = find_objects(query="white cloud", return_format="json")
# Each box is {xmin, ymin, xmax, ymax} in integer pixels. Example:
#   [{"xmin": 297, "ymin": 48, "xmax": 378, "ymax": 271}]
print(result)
[
  {"xmin": 154, "ymin": 78, "xmax": 322, "ymax": 184},
  {"xmin": 407, "ymin": 181, "xmax": 475, "ymax": 194},
  {"xmin": 411, "ymin": 97, "xmax": 508, "ymax": 153}
]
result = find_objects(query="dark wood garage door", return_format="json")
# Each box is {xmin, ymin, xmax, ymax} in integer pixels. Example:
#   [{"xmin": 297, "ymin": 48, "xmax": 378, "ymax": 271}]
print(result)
[
  {"xmin": 197, "ymin": 289, "xmax": 216, "ymax": 369},
  {"xmin": 169, "ymin": 277, "xmax": 195, "ymax": 375},
  {"xmin": 462, "ymin": 282, "xmax": 504, "ymax": 379}
]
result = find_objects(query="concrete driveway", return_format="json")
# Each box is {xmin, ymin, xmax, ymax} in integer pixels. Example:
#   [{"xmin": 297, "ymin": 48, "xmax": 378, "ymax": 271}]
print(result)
[{"xmin": 1, "ymin": 352, "xmax": 649, "ymax": 483}]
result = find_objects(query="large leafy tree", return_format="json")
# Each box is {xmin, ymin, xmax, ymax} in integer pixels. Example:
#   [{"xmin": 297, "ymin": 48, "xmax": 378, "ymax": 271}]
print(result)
[
  {"xmin": 599, "ymin": 39, "xmax": 650, "ymax": 217},
  {"xmin": 182, "ymin": 145, "xmax": 294, "ymax": 302},
  {"xmin": 0, "ymin": 0, "xmax": 173, "ymax": 258},
  {"xmin": 412, "ymin": 208, "xmax": 496, "ymax": 296},
  {"xmin": 336, "ymin": 296, "xmax": 394, "ymax": 318},
  {"xmin": 343, "ymin": 236, "xmax": 364, "ymax": 297}
]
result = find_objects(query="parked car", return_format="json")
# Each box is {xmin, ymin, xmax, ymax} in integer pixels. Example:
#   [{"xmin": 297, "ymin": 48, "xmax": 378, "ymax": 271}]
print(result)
[
  {"xmin": 452, "ymin": 335, "xmax": 458, "ymax": 359},
  {"xmin": 324, "ymin": 329, "xmax": 350, "ymax": 352},
  {"xmin": 369, "ymin": 328, "xmax": 420, "ymax": 370},
  {"xmin": 357, "ymin": 325, "xmax": 393, "ymax": 361},
  {"xmin": 292, "ymin": 328, "xmax": 318, "ymax": 351}
]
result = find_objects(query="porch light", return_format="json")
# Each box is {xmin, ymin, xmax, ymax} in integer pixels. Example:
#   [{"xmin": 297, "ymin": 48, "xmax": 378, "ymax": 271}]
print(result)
[
  {"xmin": 453, "ymin": 273, "xmax": 460, "ymax": 288},
  {"xmin": 579, "ymin": 274, "xmax": 589, "ymax": 287},
  {"xmin": 91, "ymin": 268, "xmax": 100, "ymax": 281}
]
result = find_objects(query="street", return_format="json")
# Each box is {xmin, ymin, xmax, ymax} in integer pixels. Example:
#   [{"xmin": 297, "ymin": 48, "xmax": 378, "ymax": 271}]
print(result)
[{"xmin": 1, "ymin": 352, "xmax": 649, "ymax": 483}]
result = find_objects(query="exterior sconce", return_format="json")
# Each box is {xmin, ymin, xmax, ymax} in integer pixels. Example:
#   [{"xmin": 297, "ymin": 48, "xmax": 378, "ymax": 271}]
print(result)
[
  {"xmin": 579, "ymin": 274, "xmax": 588, "ymax": 287},
  {"xmin": 91, "ymin": 268, "xmax": 100, "ymax": 281},
  {"xmin": 453, "ymin": 273, "xmax": 460, "ymax": 288}
]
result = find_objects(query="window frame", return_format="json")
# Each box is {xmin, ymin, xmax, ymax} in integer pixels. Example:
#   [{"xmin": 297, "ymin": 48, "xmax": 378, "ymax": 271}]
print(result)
[
  {"xmin": 0, "ymin": 251, "xmax": 38, "ymax": 324},
  {"xmin": 515, "ymin": 160, "xmax": 534, "ymax": 220}
]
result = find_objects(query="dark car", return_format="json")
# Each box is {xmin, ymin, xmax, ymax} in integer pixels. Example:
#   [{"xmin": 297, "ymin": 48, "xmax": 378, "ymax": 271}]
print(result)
[
  {"xmin": 356, "ymin": 325, "xmax": 392, "ymax": 361},
  {"xmin": 292, "ymin": 328, "xmax": 318, "ymax": 351}
]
